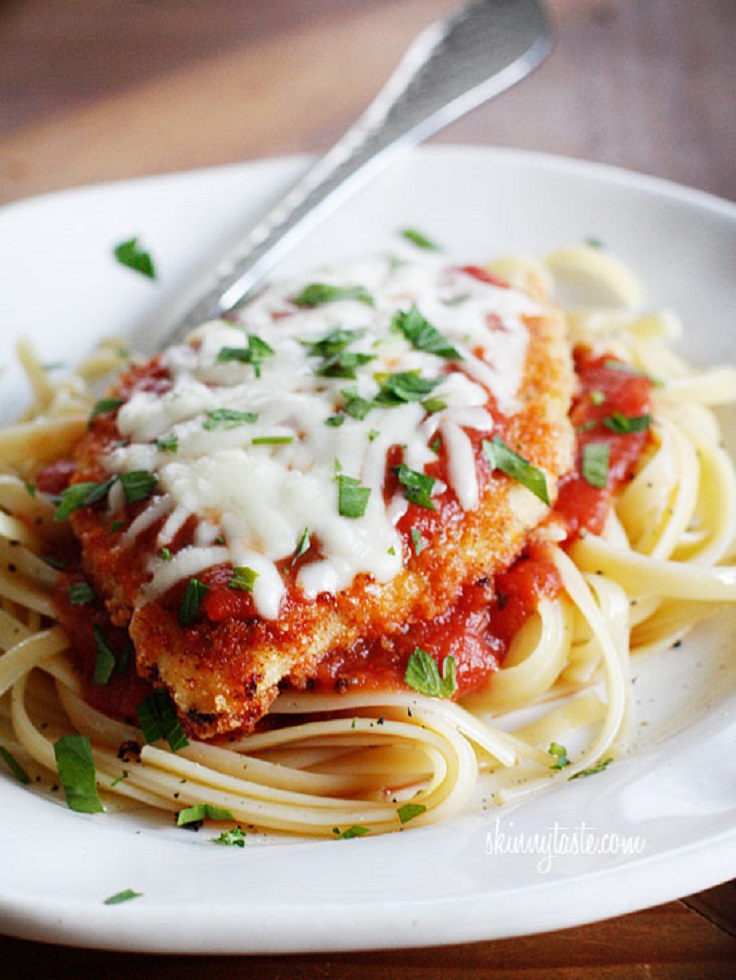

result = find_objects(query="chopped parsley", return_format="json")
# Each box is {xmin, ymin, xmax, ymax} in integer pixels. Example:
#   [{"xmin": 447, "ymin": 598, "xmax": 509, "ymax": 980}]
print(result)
[
  {"xmin": 176, "ymin": 803, "xmax": 235, "ymax": 827},
  {"xmin": 294, "ymin": 527, "xmax": 311, "ymax": 561},
  {"xmin": 136, "ymin": 688, "xmax": 189, "ymax": 752},
  {"xmin": 374, "ymin": 371, "xmax": 441, "ymax": 406},
  {"xmin": 113, "ymin": 237, "xmax": 156, "ymax": 279},
  {"xmin": 337, "ymin": 473, "xmax": 371, "ymax": 518},
  {"xmin": 119, "ymin": 469, "xmax": 157, "ymax": 504},
  {"xmin": 482, "ymin": 436, "xmax": 550, "ymax": 506},
  {"xmin": 603, "ymin": 412, "xmax": 651, "ymax": 434},
  {"xmin": 104, "ymin": 888, "xmax": 143, "ymax": 905},
  {"xmin": 217, "ymin": 334, "xmax": 274, "ymax": 377},
  {"xmin": 341, "ymin": 389, "xmax": 374, "ymax": 420},
  {"xmin": 55, "ymin": 477, "xmax": 116, "ymax": 521},
  {"xmin": 391, "ymin": 304, "xmax": 461, "ymax": 360},
  {"xmin": 229, "ymin": 566, "xmax": 259, "ymax": 592},
  {"xmin": 251, "ymin": 435, "xmax": 294, "ymax": 446},
  {"xmin": 582, "ymin": 442, "xmax": 610, "ymax": 488},
  {"xmin": 401, "ymin": 228, "xmax": 440, "ymax": 250},
  {"xmin": 393, "ymin": 463, "xmax": 436, "ymax": 510},
  {"xmin": 178, "ymin": 577, "xmax": 209, "ymax": 626},
  {"xmin": 88, "ymin": 397, "xmax": 123, "ymax": 425},
  {"xmin": 570, "ymin": 757, "xmax": 613, "ymax": 779},
  {"xmin": 92, "ymin": 625, "xmax": 117, "ymax": 685},
  {"xmin": 410, "ymin": 526, "xmax": 428, "ymax": 556},
  {"xmin": 203, "ymin": 408, "xmax": 258, "ymax": 430},
  {"xmin": 155, "ymin": 434, "xmax": 179, "ymax": 452},
  {"xmin": 67, "ymin": 581, "xmax": 95, "ymax": 606},
  {"xmin": 548, "ymin": 742, "xmax": 570, "ymax": 770},
  {"xmin": 333, "ymin": 825, "xmax": 370, "ymax": 839},
  {"xmin": 292, "ymin": 283, "xmax": 374, "ymax": 308},
  {"xmin": 213, "ymin": 826, "xmax": 247, "ymax": 847},
  {"xmin": 397, "ymin": 802, "xmax": 427, "ymax": 824},
  {"xmin": 53, "ymin": 734, "xmax": 104, "ymax": 813},
  {"xmin": 404, "ymin": 647, "xmax": 457, "ymax": 698}
]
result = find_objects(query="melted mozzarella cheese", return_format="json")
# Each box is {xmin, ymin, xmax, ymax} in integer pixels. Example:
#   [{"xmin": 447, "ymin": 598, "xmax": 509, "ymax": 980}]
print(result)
[{"xmin": 110, "ymin": 248, "xmax": 538, "ymax": 617}]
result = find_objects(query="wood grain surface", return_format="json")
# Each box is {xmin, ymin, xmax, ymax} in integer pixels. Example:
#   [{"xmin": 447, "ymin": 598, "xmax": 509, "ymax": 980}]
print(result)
[{"xmin": 0, "ymin": 0, "xmax": 734, "ymax": 973}]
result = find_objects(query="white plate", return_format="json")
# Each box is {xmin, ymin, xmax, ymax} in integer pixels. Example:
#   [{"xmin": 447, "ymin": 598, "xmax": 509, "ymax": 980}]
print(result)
[{"xmin": 0, "ymin": 147, "xmax": 734, "ymax": 953}]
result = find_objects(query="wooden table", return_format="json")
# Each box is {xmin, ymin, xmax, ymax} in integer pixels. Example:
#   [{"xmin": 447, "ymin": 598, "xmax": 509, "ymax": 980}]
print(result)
[{"xmin": 1, "ymin": 0, "xmax": 734, "ymax": 973}]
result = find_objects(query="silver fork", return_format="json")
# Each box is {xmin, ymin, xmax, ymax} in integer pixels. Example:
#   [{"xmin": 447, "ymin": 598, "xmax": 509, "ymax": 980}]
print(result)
[{"xmin": 140, "ymin": 0, "xmax": 552, "ymax": 352}]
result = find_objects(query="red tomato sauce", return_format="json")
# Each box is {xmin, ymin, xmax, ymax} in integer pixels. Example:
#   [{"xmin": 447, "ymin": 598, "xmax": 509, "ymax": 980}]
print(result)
[{"xmin": 555, "ymin": 348, "xmax": 653, "ymax": 537}]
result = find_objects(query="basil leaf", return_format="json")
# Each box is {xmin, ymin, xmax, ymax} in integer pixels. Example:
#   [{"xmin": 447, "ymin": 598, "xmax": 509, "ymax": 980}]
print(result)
[
  {"xmin": 393, "ymin": 463, "xmax": 436, "ymax": 510},
  {"xmin": 179, "ymin": 577, "xmax": 209, "ymax": 626},
  {"xmin": 92, "ymin": 625, "xmax": 116, "ymax": 685},
  {"xmin": 341, "ymin": 389, "xmax": 374, "ymax": 420},
  {"xmin": 404, "ymin": 647, "xmax": 456, "ymax": 698},
  {"xmin": 113, "ymin": 237, "xmax": 156, "ymax": 279},
  {"xmin": 337, "ymin": 473, "xmax": 371, "ymax": 518},
  {"xmin": 374, "ymin": 371, "xmax": 441, "ymax": 406},
  {"xmin": 203, "ymin": 408, "xmax": 258, "ymax": 430},
  {"xmin": 332, "ymin": 825, "xmax": 370, "ymax": 839},
  {"xmin": 391, "ymin": 305, "xmax": 461, "ymax": 360},
  {"xmin": 229, "ymin": 566, "xmax": 259, "ymax": 592},
  {"xmin": 88, "ymin": 397, "xmax": 123, "ymax": 425},
  {"xmin": 55, "ymin": 477, "xmax": 116, "ymax": 521},
  {"xmin": 548, "ymin": 741, "xmax": 570, "ymax": 770},
  {"xmin": 54, "ymin": 734, "xmax": 104, "ymax": 813},
  {"xmin": 0, "ymin": 745, "xmax": 31, "ymax": 784},
  {"xmin": 155, "ymin": 434, "xmax": 179, "ymax": 452},
  {"xmin": 135, "ymin": 688, "xmax": 189, "ymax": 751},
  {"xmin": 582, "ymin": 442, "xmax": 610, "ymax": 488},
  {"xmin": 294, "ymin": 527, "xmax": 311, "ymax": 561},
  {"xmin": 67, "ymin": 581, "xmax": 95, "ymax": 606},
  {"xmin": 177, "ymin": 803, "xmax": 235, "ymax": 826},
  {"xmin": 213, "ymin": 826, "xmax": 247, "ymax": 847},
  {"xmin": 104, "ymin": 888, "xmax": 142, "ymax": 905},
  {"xmin": 292, "ymin": 283, "xmax": 374, "ymax": 308},
  {"xmin": 119, "ymin": 470, "xmax": 157, "ymax": 504},
  {"xmin": 569, "ymin": 757, "xmax": 613, "ymax": 779},
  {"xmin": 482, "ymin": 436, "xmax": 550, "ymax": 506},
  {"xmin": 410, "ymin": 526, "xmax": 428, "ymax": 556},
  {"xmin": 603, "ymin": 412, "xmax": 651, "ymax": 434},
  {"xmin": 401, "ymin": 228, "xmax": 440, "ymax": 250},
  {"xmin": 397, "ymin": 802, "xmax": 427, "ymax": 824},
  {"xmin": 217, "ymin": 334, "xmax": 274, "ymax": 377}
]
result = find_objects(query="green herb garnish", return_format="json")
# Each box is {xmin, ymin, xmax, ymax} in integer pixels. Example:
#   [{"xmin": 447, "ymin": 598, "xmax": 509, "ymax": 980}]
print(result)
[
  {"xmin": 176, "ymin": 803, "xmax": 236, "ymax": 827},
  {"xmin": 393, "ymin": 463, "xmax": 436, "ymax": 510},
  {"xmin": 229, "ymin": 566, "xmax": 259, "ymax": 592},
  {"xmin": 55, "ymin": 477, "xmax": 116, "ymax": 521},
  {"xmin": 104, "ymin": 888, "xmax": 142, "ymax": 905},
  {"xmin": 155, "ymin": 434, "xmax": 179, "ymax": 452},
  {"xmin": 404, "ymin": 647, "xmax": 457, "ymax": 698},
  {"xmin": 92, "ymin": 625, "xmax": 117, "ymax": 685},
  {"xmin": 178, "ymin": 577, "xmax": 209, "ymax": 626},
  {"xmin": 548, "ymin": 741, "xmax": 570, "ymax": 770},
  {"xmin": 401, "ymin": 228, "xmax": 440, "ymax": 250},
  {"xmin": 582, "ymin": 442, "xmax": 610, "ymax": 488},
  {"xmin": 113, "ymin": 237, "xmax": 156, "ymax": 279},
  {"xmin": 135, "ymin": 688, "xmax": 189, "ymax": 752},
  {"xmin": 213, "ymin": 826, "xmax": 247, "ymax": 847},
  {"xmin": 569, "ymin": 757, "xmax": 613, "ymax": 779},
  {"xmin": 332, "ymin": 825, "xmax": 370, "ymax": 839},
  {"xmin": 293, "ymin": 283, "xmax": 374, "ymax": 308},
  {"xmin": 391, "ymin": 304, "xmax": 461, "ymax": 360},
  {"xmin": 119, "ymin": 470, "xmax": 157, "ymax": 504},
  {"xmin": 217, "ymin": 334, "xmax": 274, "ymax": 378},
  {"xmin": 482, "ymin": 436, "xmax": 550, "ymax": 506},
  {"xmin": 603, "ymin": 412, "xmax": 651, "ymax": 434},
  {"xmin": 374, "ymin": 371, "xmax": 441, "ymax": 406},
  {"xmin": 53, "ymin": 734, "xmax": 104, "ymax": 813},
  {"xmin": 88, "ymin": 397, "xmax": 123, "ymax": 425},
  {"xmin": 67, "ymin": 581, "xmax": 95, "ymax": 606},
  {"xmin": 337, "ymin": 473, "xmax": 371, "ymax": 518},
  {"xmin": 397, "ymin": 802, "xmax": 427, "ymax": 824},
  {"xmin": 203, "ymin": 408, "xmax": 258, "ymax": 430}
]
